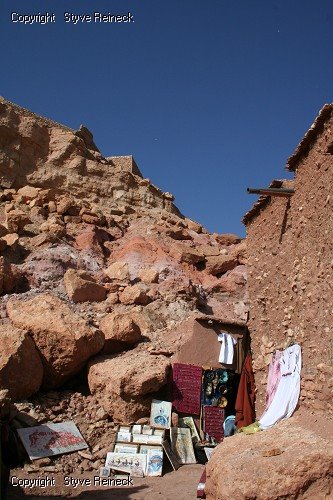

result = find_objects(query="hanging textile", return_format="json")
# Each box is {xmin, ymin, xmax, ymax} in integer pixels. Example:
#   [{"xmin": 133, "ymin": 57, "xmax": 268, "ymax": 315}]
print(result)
[
  {"xmin": 265, "ymin": 350, "xmax": 282, "ymax": 411},
  {"xmin": 172, "ymin": 363, "xmax": 202, "ymax": 415},
  {"xmin": 235, "ymin": 353, "xmax": 256, "ymax": 429},
  {"xmin": 203, "ymin": 406, "xmax": 224, "ymax": 442},
  {"xmin": 259, "ymin": 344, "xmax": 301, "ymax": 430},
  {"xmin": 217, "ymin": 332, "xmax": 236, "ymax": 364}
]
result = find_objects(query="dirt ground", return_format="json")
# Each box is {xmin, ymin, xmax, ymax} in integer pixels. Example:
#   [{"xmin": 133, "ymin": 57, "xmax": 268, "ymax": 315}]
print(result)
[
  {"xmin": 7, "ymin": 464, "xmax": 204, "ymax": 500},
  {"xmin": 7, "ymin": 408, "xmax": 332, "ymax": 500}
]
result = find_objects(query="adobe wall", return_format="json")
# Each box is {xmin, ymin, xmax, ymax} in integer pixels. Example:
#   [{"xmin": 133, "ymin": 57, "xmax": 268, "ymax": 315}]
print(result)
[{"xmin": 245, "ymin": 114, "xmax": 333, "ymax": 416}]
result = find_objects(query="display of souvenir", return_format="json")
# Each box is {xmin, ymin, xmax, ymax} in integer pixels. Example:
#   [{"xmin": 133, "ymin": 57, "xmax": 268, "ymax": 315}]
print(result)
[
  {"xmin": 105, "ymin": 452, "xmax": 146, "ymax": 477},
  {"xmin": 139, "ymin": 444, "xmax": 162, "ymax": 455},
  {"xmin": 142, "ymin": 425, "xmax": 154, "ymax": 435},
  {"xmin": 99, "ymin": 466, "xmax": 111, "ymax": 477},
  {"xmin": 162, "ymin": 440, "xmax": 180, "ymax": 470},
  {"xmin": 146, "ymin": 447, "xmax": 163, "ymax": 477},
  {"xmin": 147, "ymin": 434, "xmax": 163, "ymax": 445},
  {"xmin": 17, "ymin": 421, "xmax": 88, "ymax": 460},
  {"xmin": 179, "ymin": 417, "xmax": 200, "ymax": 444},
  {"xmin": 132, "ymin": 434, "xmax": 149, "ymax": 444},
  {"xmin": 116, "ymin": 431, "xmax": 132, "ymax": 442},
  {"xmin": 150, "ymin": 400, "xmax": 172, "ymax": 429},
  {"xmin": 118, "ymin": 425, "xmax": 131, "ymax": 433},
  {"xmin": 203, "ymin": 406, "xmax": 224, "ymax": 442},
  {"xmin": 172, "ymin": 363, "xmax": 203, "ymax": 415},
  {"xmin": 153, "ymin": 429, "xmax": 165, "ymax": 437},
  {"xmin": 201, "ymin": 369, "xmax": 232, "ymax": 406},
  {"xmin": 170, "ymin": 427, "xmax": 196, "ymax": 464},
  {"xmin": 114, "ymin": 443, "xmax": 139, "ymax": 454}
]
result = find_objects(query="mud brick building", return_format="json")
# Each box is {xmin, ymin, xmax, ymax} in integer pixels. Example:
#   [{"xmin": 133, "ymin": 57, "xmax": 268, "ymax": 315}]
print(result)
[{"xmin": 243, "ymin": 104, "xmax": 333, "ymax": 415}]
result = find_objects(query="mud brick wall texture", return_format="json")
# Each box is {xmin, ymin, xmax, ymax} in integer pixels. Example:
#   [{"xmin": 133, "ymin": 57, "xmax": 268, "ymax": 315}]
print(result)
[{"xmin": 245, "ymin": 107, "xmax": 333, "ymax": 415}]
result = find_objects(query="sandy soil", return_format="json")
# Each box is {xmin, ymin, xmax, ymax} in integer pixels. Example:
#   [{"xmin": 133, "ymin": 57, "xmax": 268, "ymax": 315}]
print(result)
[{"xmin": 7, "ymin": 464, "xmax": 204, "ymax": 500}]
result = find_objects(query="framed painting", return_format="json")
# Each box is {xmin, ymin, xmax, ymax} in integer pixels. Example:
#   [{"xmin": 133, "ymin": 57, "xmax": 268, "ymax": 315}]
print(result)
[
  {"xmin": 150, "ymin": 400, "xmax": 172, "ymax": 429},
  {"xmin": 114, "ymin": 443, "xmax": 139, "ymax": 454},
  {"xmin": 162, "ymin": 440, "xmax": 180, "ymax": 471},
  {"xmin": 170, "ymin": 427, "xmax": 196, "ymax": 464},
  {"xmin": 146, "ymin": 447, "xmax": 163, "ymax": 477},
  {"xmin": 179, "ymin": 416, "xmax": 200, "ymax": 444},
  {"xmin": 105, "ymin": 452, "xmax": 146, "ymax": 477},
  {"xmin": 17, "ymin": 421, "xmax": 88, "ymax": 460}
]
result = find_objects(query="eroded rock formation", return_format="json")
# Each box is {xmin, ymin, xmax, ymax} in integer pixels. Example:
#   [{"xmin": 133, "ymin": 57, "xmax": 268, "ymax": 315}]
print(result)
[{"xmin": 0, "ymin": 97, "xmax": 248, "ymax": 422}]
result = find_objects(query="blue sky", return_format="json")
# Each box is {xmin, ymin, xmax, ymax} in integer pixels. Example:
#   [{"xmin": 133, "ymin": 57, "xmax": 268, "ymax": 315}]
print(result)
[{"xmin": 1, "ymin": 1, "xmax": 333, "ymax": 236}]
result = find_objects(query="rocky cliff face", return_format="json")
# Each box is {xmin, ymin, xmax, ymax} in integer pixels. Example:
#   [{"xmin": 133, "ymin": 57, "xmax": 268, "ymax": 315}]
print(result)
[{"xmin": 0, "ymin": 97, "xmax": 248, "ymax": 424}]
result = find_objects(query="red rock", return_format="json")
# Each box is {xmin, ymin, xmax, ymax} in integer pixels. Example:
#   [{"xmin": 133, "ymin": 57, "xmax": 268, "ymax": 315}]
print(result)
[
  {"xmin": 64, "ymin": 268, "xmax": 107, "ymax": 303},
  {"xmin": 17, "ymin": 185, "xmax": 40, "ymax": 202},
  {"xmin": 166, "ymin": 228, "xmax": 192, "ymax": 240},
  {"xmin": 1, "ymin": 233, "xmax": 19, "ymax": 250},
  {"xmin": 138, "ymin": 268, "xmax": 159, "ymax": 284},
  {"xmin": 205, "ymin": 254, "xmax": 238, "ymax": 275},
  {"xmin": 30, "ymin": 233, "xmax": 56, "ymax": 247},
  {"xmin": 99, "ymin": 312, "xmax": 142, "ymax": 353},
  {"xmin": 119, "ymin": 284, "xmax": 150, "ymax": 305},
  {"xmin": 75, "ymin": 227, "xmax": 111, "ymax": 254},
  {"xmin": 185, "ymin": 218, "xmax": 203, "ymax": 233},
  {"xmin": 5, "ymin": 209, "xmax": 31, "ymax": 233},
  {"xmin": 206, "ymin": 419, "xmax": 333, "ymax": 500},
  {"xmin": 231, "ymin": 240, "xmax": 247, "ymax": 264},
  {"xmin": 198, "ymin": 245, "xmax": 221, "ymax": 257},
  {"xmin": 0, "ymin": 257, "xmax": 19, "ymax": 294},
  {"xmin": 214, "ymin": 233, "xmax": 241, "ymax": 245},
  {"xmin": 169, "ymin": 244, "xmax": 205, "ymax": 264},
  {"xmin": 48, "ymin": 201, "xmax": 57, "ymax": 213},
  {"xmin": 6, "ymin": 294, "xmax": 104, "ymax": 388},
  {"xmin": 56, "ymin": 196, "xmax": 75, "ymax": 215},
  {"xmin": 80, "ymin": 209, "xmax": 106, "ymax": 226},
  {"xmin": 88, "ymin": 350, "xmax": 170, "ymax": 422},
  {"xmin": 0, "ymin": 324, "xmax": 43, "ymax": 400},
  {"xmin": 40, "ymin": 217, "xmax": 66, "ymax": 238},
  {"xmin": 104, "ymin": 262, "xmax": 129, "ymax": 281}
]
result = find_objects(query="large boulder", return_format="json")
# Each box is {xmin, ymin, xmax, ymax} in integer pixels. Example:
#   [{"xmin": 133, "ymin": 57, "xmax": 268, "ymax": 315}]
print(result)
[
  {"xmin": 206, "ymin": 418, "xmax": 333, "ymax": 499},
  {"xmin": 17, "ymin": 185, "xmax": 40, "ymax": 202},
  {"xmin": 75, "ymin": 226, "xmax": 111, "ymax": 254},
  {"xmin": 99, "ymin": 312, "xmax": 142, "ymax": 353},
  {"xmin": 205, "ymin": 254, "xmax": 238, "ymax": 276},
  {"xmin": 88, "ymin": 350, "xmax": 170, "ymax": 422},
  {"xmin": 0, "ymin": 323, "xmax": 43, "ymax": 400},
  {"xmin": 5, "ymin": 209, "xmax": 31, "ymax": 233},
  {"xmin": 119, "ymin": 284, "xmax": 150, "ymax": 305},
  {"xmin": 104, "ymin": 261, "xmax": 130, "ymax": 281},
  {"xmin": 169, "ymin": 244, "xmax": 205, "ymax": 265},
  {"xmin": 214, "ymin": 233, "xmax": 241, "ymax": 245},
  {"xmin": 6, "ymin": 294, "xmax": 104, "ymax": 388},
  {"xmin": 64, "ymin": 268, "xmax": 107, "ymax": 303}
]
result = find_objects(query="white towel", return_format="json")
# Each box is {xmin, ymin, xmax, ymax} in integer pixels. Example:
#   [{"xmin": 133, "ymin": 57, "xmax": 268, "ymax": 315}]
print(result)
[{"xmin": 218, "ymin": 332, "xmax": 236, "ymax": 364}]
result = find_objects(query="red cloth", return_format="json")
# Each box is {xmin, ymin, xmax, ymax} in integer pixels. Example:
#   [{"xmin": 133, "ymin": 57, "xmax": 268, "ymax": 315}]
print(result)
[
  {"xmin": 235, "ymin": 353, "xmax": 256, "ymax": 429},
  {"xmin": 172, "ymin": 363, "xmax": 202, "ymax": 415},
  {"xmin": 203, "ymin": 406, "xmax": 224, "ymax": 442}
]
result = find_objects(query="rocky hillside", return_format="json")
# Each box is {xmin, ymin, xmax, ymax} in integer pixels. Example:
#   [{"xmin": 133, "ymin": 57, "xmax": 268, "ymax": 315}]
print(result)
[{"xmin": 0, "ymin": 97, "xmax": 248, "ymax": 429}]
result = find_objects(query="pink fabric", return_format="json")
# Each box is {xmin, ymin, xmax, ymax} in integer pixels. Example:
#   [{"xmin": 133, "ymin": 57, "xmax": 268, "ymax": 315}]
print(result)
[{"xmin": 265, "ymin": 350, "xmax": 282, "ymax": 410}]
